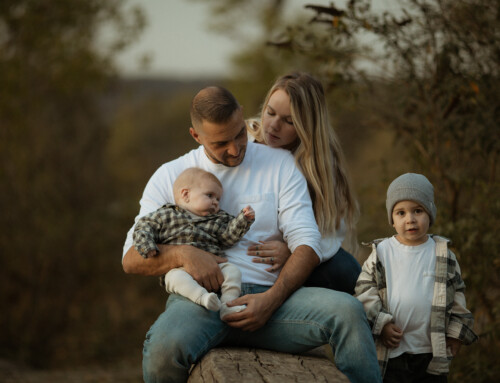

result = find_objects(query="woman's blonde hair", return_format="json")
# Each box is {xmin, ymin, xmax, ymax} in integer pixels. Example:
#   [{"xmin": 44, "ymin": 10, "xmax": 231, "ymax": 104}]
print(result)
[{"xmin": 249, "ymin": 72, "xmax": 359, "ymax": 251}]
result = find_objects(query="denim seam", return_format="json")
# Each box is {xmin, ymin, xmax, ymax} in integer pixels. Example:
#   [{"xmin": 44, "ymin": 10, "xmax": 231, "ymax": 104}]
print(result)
[{"xmin": 268, "ymin": 319, "xmax": 333, "ymax": 344}]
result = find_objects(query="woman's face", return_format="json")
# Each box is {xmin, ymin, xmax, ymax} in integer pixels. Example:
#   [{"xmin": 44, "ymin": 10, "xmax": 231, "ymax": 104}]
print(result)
[{"xmin": 262, "ymin": 89, "xmax": 299, "ymax": 150}]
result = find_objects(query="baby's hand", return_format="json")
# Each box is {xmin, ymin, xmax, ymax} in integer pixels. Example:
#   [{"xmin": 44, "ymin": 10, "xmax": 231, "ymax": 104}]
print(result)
[
  {"xmin": 243, "ymin": 206, "xmax": 255, "ymax": 221},
  {"xmin": 381, "ymin": 322, "xmax": 403, "ymax": 349}
]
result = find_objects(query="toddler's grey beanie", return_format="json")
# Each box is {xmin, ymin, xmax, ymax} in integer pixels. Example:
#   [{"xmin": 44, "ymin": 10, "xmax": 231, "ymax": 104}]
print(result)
[{"xmin": 386, "ymin": 173, "xmax": 436, "ymax": 226}]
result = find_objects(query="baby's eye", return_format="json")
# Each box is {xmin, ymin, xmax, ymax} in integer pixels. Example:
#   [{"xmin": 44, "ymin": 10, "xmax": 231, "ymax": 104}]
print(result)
[
  {"xmin": 415, "ymin": 208, "xmax": 424, "ymax": 214},
  {"xmin": 396, "ymin": 211, "xmax": 405, "ymax": 216}
]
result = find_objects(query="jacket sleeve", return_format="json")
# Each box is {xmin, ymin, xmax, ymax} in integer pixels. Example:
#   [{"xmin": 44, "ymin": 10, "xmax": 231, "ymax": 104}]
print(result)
[
  {"xmin": 218, "ymin": 210, "xmax": 254, "ymax": 248},
  {"xmin": 132, "ymin": 207, "xmax": 169, "ymax": 258},
  {"xmin": 355, "ymin": 246, "xmax": 394, "ymax": 335},
  {"xmin": 446, "ymin": 251, "xmax": 479, "ymax": 345}
]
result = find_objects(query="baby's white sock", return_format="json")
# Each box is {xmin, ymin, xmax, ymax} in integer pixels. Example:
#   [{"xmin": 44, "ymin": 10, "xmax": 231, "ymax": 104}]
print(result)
[
  {"xmin": 196, "ymin": 292, "xmax": 221, "ymax": 311},
  {"xmin": 220, "ymin": 303, "xmax": 246, "ymax": 321}
]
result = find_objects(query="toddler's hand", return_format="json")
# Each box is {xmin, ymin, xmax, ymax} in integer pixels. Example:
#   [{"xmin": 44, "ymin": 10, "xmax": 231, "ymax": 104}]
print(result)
[
  {"xmin": 381, "ymin": 322, "xmax": 403, "ymax": 349},
  {"xmin": 446, "ymin": 337, "xmax": 462, "ymax": 357},
  {"xmin": 243, "ymin": 206, "xmax": 255, "ymax": 221}
]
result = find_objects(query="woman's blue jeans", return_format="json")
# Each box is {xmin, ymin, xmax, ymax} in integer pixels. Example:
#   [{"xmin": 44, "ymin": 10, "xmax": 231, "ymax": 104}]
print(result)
[
  {"xmin": 143, "ymin": 284, "xmax": 382, "ymax": 383},
  {"xmin": 305, "ymin": 247, "xmax": 362, "ymax": 295}
]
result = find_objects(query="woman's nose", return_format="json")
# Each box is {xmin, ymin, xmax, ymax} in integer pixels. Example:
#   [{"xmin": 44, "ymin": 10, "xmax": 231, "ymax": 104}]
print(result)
[{"xmin": 270, "ymin": 117, "xmax": 280, "ymax": 131}]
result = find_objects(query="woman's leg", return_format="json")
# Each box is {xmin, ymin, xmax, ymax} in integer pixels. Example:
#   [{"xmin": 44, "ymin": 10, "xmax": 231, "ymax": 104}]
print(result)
[{"xmin": 304, "ymin": 247, "xmax": 361, "ymax": 294}]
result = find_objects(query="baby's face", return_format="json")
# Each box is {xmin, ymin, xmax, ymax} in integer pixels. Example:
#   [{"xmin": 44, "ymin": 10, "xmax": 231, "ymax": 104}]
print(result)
[
  {"xmin": 185, "ymin": 180, "xmax": 222, "ymax": 216},
  {"xmin": 392, "ymin": 200, "xmax": 430, "ymax": 246}
]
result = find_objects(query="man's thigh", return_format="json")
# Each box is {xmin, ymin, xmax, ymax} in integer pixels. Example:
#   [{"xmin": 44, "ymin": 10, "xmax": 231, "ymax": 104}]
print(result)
[
  {"xmin": 231, "ymin": 286, "xmax": 361, "ymax": 353},
  {"xmin": 143, "ymin": 294, "xmax": 229, "ymax": 365}
]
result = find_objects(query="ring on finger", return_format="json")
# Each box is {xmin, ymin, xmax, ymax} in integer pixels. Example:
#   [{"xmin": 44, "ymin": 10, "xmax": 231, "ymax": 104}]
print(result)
[
  {"xmin": 270, "ymin": 257, "xmax": 274, "ymax": 263},
  {"xmin": 256, "ymin": 251, "xmax": 260, "ymax": 256}
]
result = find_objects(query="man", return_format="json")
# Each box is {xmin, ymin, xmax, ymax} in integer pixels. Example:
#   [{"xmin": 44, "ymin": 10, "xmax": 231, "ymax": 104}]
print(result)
[{"xmin": 122, "ymin": 86, "xmax": 382, "ymax": 383}]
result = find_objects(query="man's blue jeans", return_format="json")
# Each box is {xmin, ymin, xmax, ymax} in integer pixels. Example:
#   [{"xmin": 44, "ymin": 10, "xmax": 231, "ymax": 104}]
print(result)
[{"xmin": 143, "ymin": 284, "xmax": 382, "ymax": 383}]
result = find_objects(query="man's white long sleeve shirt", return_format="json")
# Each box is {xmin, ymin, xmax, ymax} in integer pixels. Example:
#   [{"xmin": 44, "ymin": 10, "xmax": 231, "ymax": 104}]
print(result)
[{"xmin": 123, "ymin": 142, "xmax": 322, "ymax": 285}]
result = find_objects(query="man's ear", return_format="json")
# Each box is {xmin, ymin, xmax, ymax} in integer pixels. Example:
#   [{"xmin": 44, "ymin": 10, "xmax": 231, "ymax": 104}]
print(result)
[
  {"xmin": 189, "ymin": 127, "xmax": 202, "ymax": 145},
  {"xmin": 180, "ymin": 188, "xmax": 190, "ymax": 203}
]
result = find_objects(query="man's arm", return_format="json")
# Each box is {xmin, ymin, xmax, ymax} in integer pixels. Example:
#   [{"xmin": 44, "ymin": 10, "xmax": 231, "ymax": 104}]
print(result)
[
  {"xmin": 123, "ymin": 244, "xmax": 227, "ymax": 292},
  {"xmin": 224, "ymin": 244, "xmax": 319, "ymax": 331}
]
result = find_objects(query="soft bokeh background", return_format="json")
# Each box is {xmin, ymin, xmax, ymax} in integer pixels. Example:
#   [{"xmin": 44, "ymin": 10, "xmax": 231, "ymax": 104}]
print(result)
[{"xmin": 1, "ymin": 0, "xmax": 498, "ymax": 381}]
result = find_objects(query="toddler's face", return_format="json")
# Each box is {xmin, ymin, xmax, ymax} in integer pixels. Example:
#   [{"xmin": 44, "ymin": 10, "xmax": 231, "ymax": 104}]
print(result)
[
  {"xmin": 185, "ymin": 180, "xmax": 222, "ymax": 216},
  {"xmin": 392, "ymin": 200, "xmax": 430, "ymax": 246}
]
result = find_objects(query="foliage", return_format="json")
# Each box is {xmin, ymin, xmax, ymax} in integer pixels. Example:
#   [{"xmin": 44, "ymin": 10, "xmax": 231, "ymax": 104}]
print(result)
[{"xmin": 0, "ymin": 0, "xmax": 145, "ymax": 367}]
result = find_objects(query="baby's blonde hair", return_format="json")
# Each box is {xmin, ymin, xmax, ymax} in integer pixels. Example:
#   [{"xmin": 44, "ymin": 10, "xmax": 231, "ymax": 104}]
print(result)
[{"xmin": 173, "ymin": 168, "xmax": 223, "ymax": 204}]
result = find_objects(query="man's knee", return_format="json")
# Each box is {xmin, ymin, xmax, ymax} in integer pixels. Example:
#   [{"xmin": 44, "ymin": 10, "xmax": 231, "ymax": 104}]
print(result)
[{"xmin": 143, "ymin": 329, "xmax": 190, "ymax": 382}]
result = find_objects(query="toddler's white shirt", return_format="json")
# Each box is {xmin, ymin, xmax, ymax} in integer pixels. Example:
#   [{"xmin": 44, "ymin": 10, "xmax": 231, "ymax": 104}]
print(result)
[{"xmin": 377, "ymin": 235, "xmax": 435, "ymax": 358}]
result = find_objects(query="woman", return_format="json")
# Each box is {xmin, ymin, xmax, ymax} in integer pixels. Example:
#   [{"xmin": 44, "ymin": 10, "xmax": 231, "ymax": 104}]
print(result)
[{"xmin": 247, "ymin": 72, "xmax": 361, "ymax": 294}]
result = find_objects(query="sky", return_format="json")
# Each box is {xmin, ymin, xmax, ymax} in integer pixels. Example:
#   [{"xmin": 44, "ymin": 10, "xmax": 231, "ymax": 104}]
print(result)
[
  {"xmin": 116, "ymin": 0, "xmax": 249, "ymax": 79},
  {"xmin": 116, "ymin": 0, "xmax": 331, "ymax": 79},
  {"xmin": 116, "ymin": 0, "xmax": 397, "ymax": 79}
]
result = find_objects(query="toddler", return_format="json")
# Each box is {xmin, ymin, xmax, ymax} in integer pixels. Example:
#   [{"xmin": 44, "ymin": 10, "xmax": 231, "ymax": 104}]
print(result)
[
  {"xmin": 133, "ymin": 167, "xmax": 254, "ymax": 320},
  {"xmin": 355, "ymin": 173, "xmax": 477, "ymax": 382}
]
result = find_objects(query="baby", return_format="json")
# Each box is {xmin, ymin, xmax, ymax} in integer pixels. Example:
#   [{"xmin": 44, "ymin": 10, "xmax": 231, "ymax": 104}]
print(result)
[{"xmin": 133, "ymin": 167, "xmax": 254, "ymax": 320}]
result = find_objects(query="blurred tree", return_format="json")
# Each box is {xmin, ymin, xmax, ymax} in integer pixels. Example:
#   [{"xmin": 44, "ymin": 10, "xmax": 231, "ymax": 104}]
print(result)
[{"xmin": 0, "ymin": 0, "xmax": 145, "ymax": 367}]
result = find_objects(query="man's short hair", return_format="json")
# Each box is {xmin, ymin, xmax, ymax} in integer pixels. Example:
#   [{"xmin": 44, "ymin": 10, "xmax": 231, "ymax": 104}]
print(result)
[{"xmin": 190, "ymin": 86, "xmax": 240, "ymax": 129}]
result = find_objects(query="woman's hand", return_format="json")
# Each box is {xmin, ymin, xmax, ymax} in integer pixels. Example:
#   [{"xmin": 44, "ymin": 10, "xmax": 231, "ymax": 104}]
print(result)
[{"xmin": 247, "ymin": 240, "xmax": 291, "ymax": 272}]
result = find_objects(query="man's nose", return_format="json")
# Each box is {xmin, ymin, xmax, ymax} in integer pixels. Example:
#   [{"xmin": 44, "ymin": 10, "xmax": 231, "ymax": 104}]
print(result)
[{"xmin": 227, "ymin": 141, "xmax": 240, "ymax": 156}]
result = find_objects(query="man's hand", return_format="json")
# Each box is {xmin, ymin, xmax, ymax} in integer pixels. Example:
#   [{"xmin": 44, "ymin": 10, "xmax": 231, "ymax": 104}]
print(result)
[
  {"xmin": 181, "ymin": 246, "xmax": 227, "ymax": 292},
  {"xmin": 380, "ymin": 322, "xmax": 403, "ymax": 349},
  {"xmin": 123, "ymin": 244, "xmax": 227, "ymax": 292},
  {"xmin": 223, "ymin": 291, "xmax": 280, "ymax": 332}
]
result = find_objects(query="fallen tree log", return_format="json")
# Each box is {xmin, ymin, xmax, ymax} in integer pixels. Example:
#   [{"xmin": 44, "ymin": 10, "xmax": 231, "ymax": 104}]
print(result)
[{"xmin": 188, "ymin": 347, "xmax": 350, "ymax": 383}]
